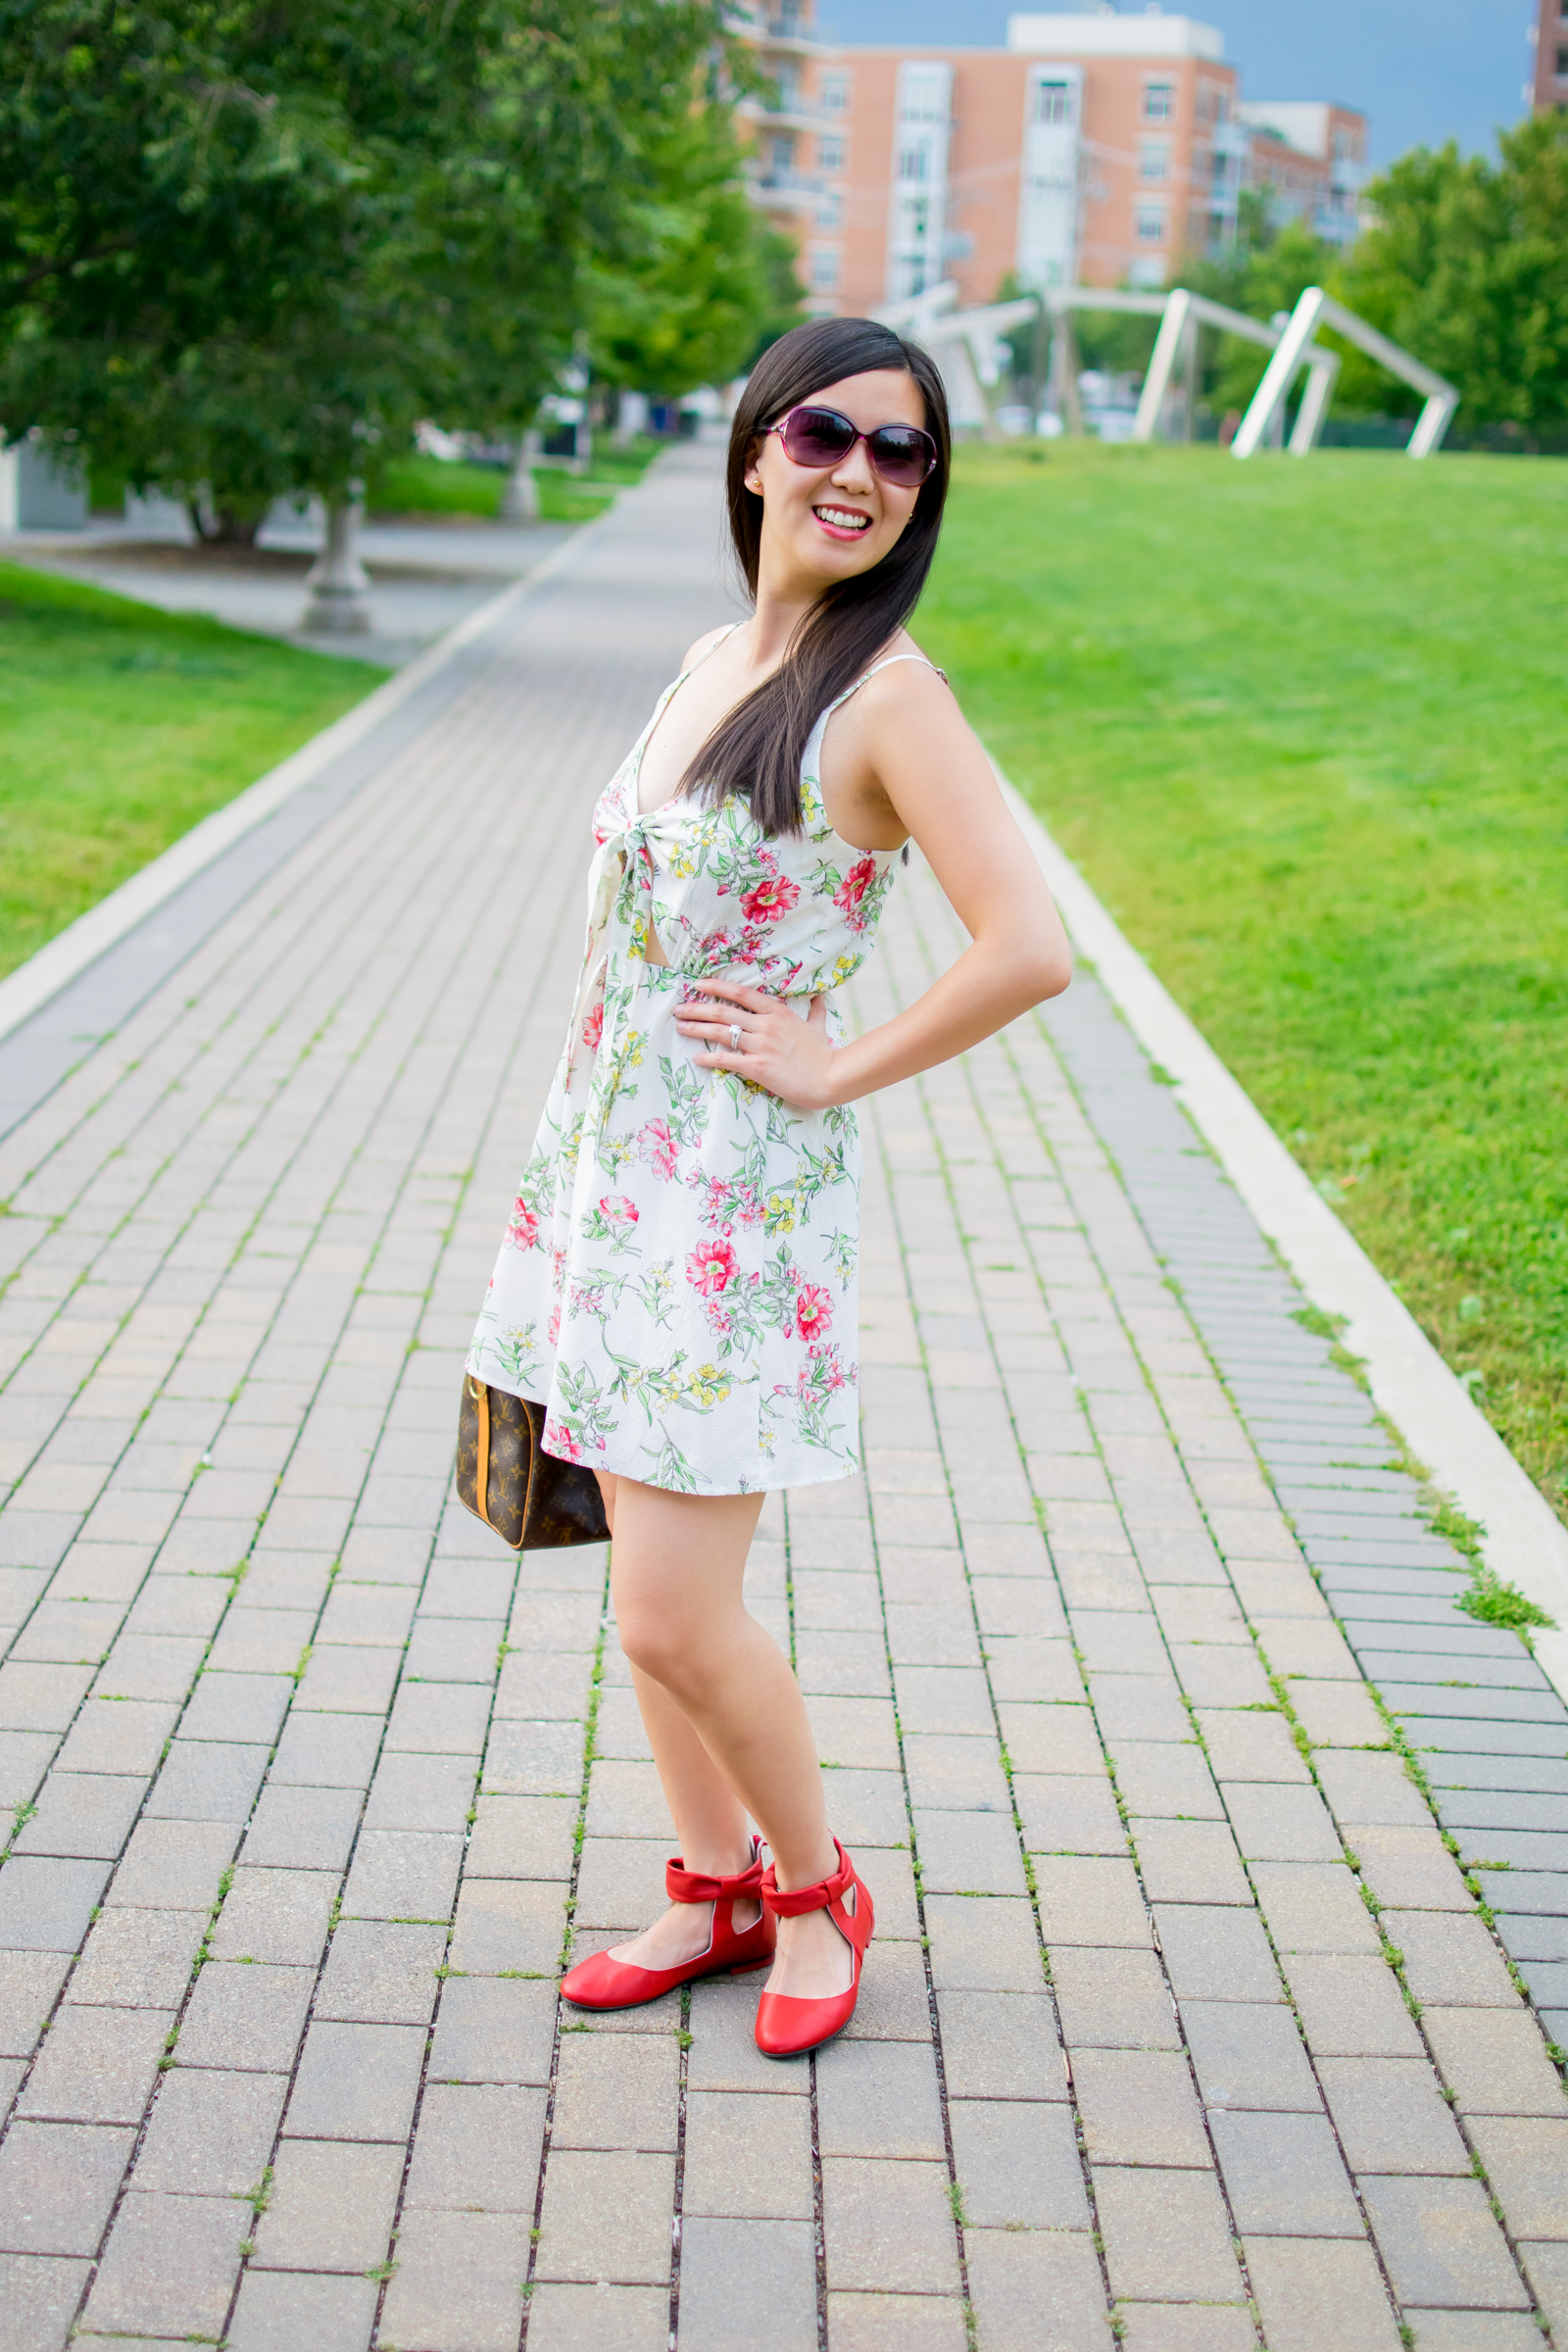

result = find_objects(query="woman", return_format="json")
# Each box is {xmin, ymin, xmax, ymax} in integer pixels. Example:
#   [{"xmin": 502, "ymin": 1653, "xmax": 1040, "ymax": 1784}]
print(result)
[{"xmin": 467, "ymin": 315, "xmax": 1072, "ymax": 2059}]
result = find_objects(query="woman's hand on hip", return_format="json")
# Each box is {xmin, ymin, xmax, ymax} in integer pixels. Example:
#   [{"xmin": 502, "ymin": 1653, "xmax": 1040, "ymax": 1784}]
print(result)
[{"xmin": 676, "ymin": 980, "xmax": 841, "ymax": 1112}]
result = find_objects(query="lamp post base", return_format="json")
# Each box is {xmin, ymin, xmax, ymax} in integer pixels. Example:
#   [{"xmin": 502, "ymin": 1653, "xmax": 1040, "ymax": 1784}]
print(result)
[{"xmin": 302, "ymin": 500, "xmax": 371, "ymax": 633}]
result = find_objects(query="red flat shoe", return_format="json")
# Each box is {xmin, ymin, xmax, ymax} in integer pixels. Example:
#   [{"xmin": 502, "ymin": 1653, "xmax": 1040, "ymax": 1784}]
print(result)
[
  {"xmin": 754, "ymin": 1838, "xmax": 874, "ymax": 2059},
  {"xmin": 561, "ymin": 1839, "xmax": 776, "ymax": 2010}
]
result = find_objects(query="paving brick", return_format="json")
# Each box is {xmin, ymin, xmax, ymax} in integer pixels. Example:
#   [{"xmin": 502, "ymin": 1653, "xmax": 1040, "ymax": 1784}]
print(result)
[
  {"xmin": 1393, "ymin": 2317, "xmax": 1544, "ymax": 2352},
  {"xmin": 1118, "ymin": 2303, "xmax": 1257, "ymax": 2352},
  {"xmin": 820, "ymin": 2156, "xmax": 960, "ymax": 2294},
  {"xmin": 226, "ymin": 2269, "xmax": 379, "ymax": 2352},
  {"xmin": 178, "ymin": 1670, "xmax": 291, "ymax": 1743},
  {"xmin": 1072, "ymin": 2047, "xmax": 1209, "ymax": 2166},
  {"xmin": 0, "ymin": 1854, "xmax": 109, "ymax": 1950},
  {"xmin": 450, "ymin": 1876, "xmax": 566, "ymax": 1974},
  {"xmin": 535, "ymin": 2148, "xmax": 674, "ymax": 2284},
  {"xmin": 1152, "ymin": 1904, "xmax": 1282, "ymax": 2001},
  {"xmin": 1014, "ymin": 1773, "xmax": 1126, "ymax": 1855},
  {"xmin": 0, "ymin": 2119, "xmax": 134, "ymax": 2257},
  {"xmin": 81, "ymin": 2187, "xmax": 246, "ymax": 2338},
  {"xmin": 453, "ymin": 1796, "xmax": 570, "ymax": 1886},
  {"xmin": 1314, "ymin": 1748, "xmax": 1434, "ymax": 1828},
  {"xmin": 1209, "ymin": 2108, "xmax": 1363, "ymax": 2235},
  {"xmin": 1317, "ymin": 2058, "xmax": 1473, "ymax": 2175},
  {"xmin": 523, "ymin": 2280, "xmax": 669, "ymax": 2352},
  {"xmin": 1182, "ymin": 2000, "xmax": 1320, "ymax": 2111},
  {"xmin": 403, "ymin": 2081, "xmax": 547, "ymax": 2211},
  {"xmin": 911, "ymin": 1892, "xmax": 1037, "ymax": 1997},
  {"xmin": 1360, "ymin": 2174, "xmax": 1529, "ymax": 2308},
  {"xmin": 144, "ymin": 1738, "xmax": 270, "ymax": 1822},
  {"xmin": 63, "ymin": 1906, "xmax": 204, "ymax": 2009},
  {"xmin": 817, "ymin": 2037, "xmax": 945, "ymax": 2159},
  {"xmin": 912, "ymin": 1806, "xmax": 1027, "ymax": 1894},
  {"xmin": 687, "ymin": 1973, "xmax": 810, "ymax": 2095},
  {"xmin": 1108, "ymin": 1740, "xmax": 1223, "ymax": 1820},
  {"xmin": 961, "ymin": 2228, "xmax": 1106, "ymax": 2352},
  {"xmin": 1244, "ymin": 2235, "xmax": 1403, "ymax": 2352},
  {"xmin": 1283, "ymin": 1952, "xmax": 1425, "ymax": 2058},
  {"xmin": 682, "ymin": 2090, "xmax": 813, "ymax": 2220},
  {"xmin": 267, "ymin": 1711, "xmax": 382, "ymax": 1790},
  {"xmin": 1466, "ymin": 2117, "xmax": 1568, "ymax": 2239},
  {"xmin": 948, "ymin": 2097, "xmax": 1090, "ymax": 2229},
  {"xmin": 108, "ymin": 1815, "xmax": 238, "ymax": 1910},
  {"xmin": 1095, "ymin": 2166, "xmax": 1242, "ymax": 2302},
  {"xmin": 1051, "ymin": 1945, "xmax": 1180, "ymax": 2049},
  {"xmin": 1131, "ymin": 1818, "xmax": 1252, "ymax": 1904},
  {"xmin": 1034, "ymin": 1856, "xmax": 1151, "ymax": 1948},
  {"xmin": 1249, "ymin": 1861, "xmax": 1381, "ymax": 1955},
  {"xmin": 1383, "ymin": 1908, "xmax": 1518, "ymax": 2006},
  {"xmin": 251, "ymin": 2136, "xmax": 404, "ymax": 2271},
  {"xmin": 823, "ymin": 2288, "xmax": 966, "ymax": 2350},
  {"xmin": 1285, "ymin": 1678, "xmax": 1391, "ymax": 1748},
  {"xmin": 209, "ymin": 1866, "xmax": 336, "ymax": 1966},
  {"xmin": 340, "ymin": 1826, "xmax": 462, "ymax": 1921},
  {"xmin": 425, "ymin": 1976, "xmax": 559, "ymax": 2087},
  {"xmin": 360, "ymin": 1750, "xmax": 476, "ymax": 1836},
  {"xmin": 1422, "ymin": 2006, "xmax": 1568, "ymax": 2116},
  {"xmin": 9, "ymin": 1771, "xmax": 145, "ymax": 1862},
  {"xmin": 676, "ymin": 2215, "xmax": 817, "ymax": 2352},
  {"xmin": 1522, "ymin": 2242, "xmax": 1568, "ymax": 2339},
  {"xmin": 378, "ymin": 2208, "xmax": 533, "ymax": 2352},
  {"xmin": 131, "ymin": 2066, "xmax": 286, "ymax": 2195},
  {"xmin": 1352, "ymin": 1825, "xmax": 1471, "ymax": 1911},
  {"xmin": 553, "ymin": 2028, "xmax": 677, "ymax": 2152},
  {"xmin": 240, "ymin": 1783, "xmax": 363, "ymax": 1873},
  {"xmin": 281, "ymin": 2020, "xmax": 427, "ymax": 2142},
  {"xmin": 1222, "ymin": 1782, "xmax": 1345, "ymax": 1863},
  {"xmin": 174, "ymin": 1959, "xmax": 312, "ymax": 2074},
  {"xmin": 17, "ymin": 2001, "xmax": 171, "ymax": 2125},
  {"xmin": 0, "ymin": 1951, "xmax": 70, "ymax": 2055},
  {"xmin": 1087, "ymin": 1675, "xmax": 1192, "ymax": 1744},
  {"xmin": 0, "ymin": 2248, "xmax": 92, "ymax": 2350},
  {"xmin": 315, "ymin": 1918, "xmax": 445, "ymax": 2025},
  {"xmin": 994, "ymin": 1700, "xmax": 1102, "ymax": 1771}
]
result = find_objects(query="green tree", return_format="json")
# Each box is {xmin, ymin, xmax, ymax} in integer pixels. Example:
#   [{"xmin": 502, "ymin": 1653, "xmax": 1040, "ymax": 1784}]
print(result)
[
  {"xmin": 587, "ymin": 102, "xmax": 802, "ymax": 401},
  {"xmin": 0, "ymin": 1, "xmax": 737, "ymax": 534},
  {"xmin": 1176, "ymin": 201, "xmax": 1336, "ymax": 415},
  {"xmin": 1333, "ymin": 116, "xmax": 1568, "ymax": 423}
]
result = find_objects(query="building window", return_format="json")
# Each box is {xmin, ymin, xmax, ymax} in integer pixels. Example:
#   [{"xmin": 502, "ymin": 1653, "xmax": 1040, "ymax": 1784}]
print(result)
[
  {"xmin": 810, "ymin": 250, "xmax": 840, "ymax": 292},
  {"xmin": 1135, "ymin": 204, "xmax": 1167, "ymax": 243},
  {"xmin": 898, "ymin": 145, "xmax": 930, "ymax": 182},
  {"xmin": 1032, "ymin": 78, "xmax": 1073, "ymax": 125},
  {"xmin": 1143, "ymin": 80, "xmax": 1175, "ymax": 122},
  {"xmin": 816, "ymin": 191, "xmax": 842, "ymax": 230},
  {"xmin": 818, "ymin": 135, "xmax": 846, "ymax": 172},
  {"xmin": 1139, "ymin": 143, "xmax": 1170, "ymax": 182},
  {"xmin": 769, "ymin": 134, "xmax": 795, "ymax": 173},
  {"xmin": 820, "ymin": 72, "xmax": 849, "ymax": 113},
  {"xmin": 1558, "ymin": 42, "xmax": 1568, "ymax": 73}
]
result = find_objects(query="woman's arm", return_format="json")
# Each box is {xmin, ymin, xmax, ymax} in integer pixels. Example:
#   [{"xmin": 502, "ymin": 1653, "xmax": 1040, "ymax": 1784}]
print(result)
[{"xmin": 679, "ymin": 664, "xmax": 1071, "ymax": 1110}]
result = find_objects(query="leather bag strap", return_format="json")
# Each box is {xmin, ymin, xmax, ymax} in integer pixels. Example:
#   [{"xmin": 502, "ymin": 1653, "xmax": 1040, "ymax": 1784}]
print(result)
[{"xmin": 470, "ymin": 1377, "xmax": 494, "ymax": 1533}]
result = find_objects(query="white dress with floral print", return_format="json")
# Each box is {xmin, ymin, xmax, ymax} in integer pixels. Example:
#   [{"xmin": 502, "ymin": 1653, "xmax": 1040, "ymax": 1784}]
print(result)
[{"xmin": 466, "ymin": 641, "xmax": 938, "ymax": 1495}]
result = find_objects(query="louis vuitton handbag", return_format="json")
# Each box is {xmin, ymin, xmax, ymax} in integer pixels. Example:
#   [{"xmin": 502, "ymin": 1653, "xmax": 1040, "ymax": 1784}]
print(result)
[{"xmin": 455, "ymin": 1376, "xmax": 610, "ymax": 1550}]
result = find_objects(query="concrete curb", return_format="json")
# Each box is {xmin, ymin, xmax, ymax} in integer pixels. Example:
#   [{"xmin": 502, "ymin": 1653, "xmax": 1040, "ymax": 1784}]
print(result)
[
  {"xmin": 1000, "ymin": 764, "xmax": 1568, "ymax": 1702},
  {"xmin": 0, "ymin": 516, "xmax": 602, "ymax": 1051}
]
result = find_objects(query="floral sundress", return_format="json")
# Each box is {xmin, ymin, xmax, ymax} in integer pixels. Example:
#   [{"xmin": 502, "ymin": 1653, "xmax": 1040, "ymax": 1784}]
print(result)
[{"xmin": 466, "ymin": 636, "xmax": 941, "ymax": 1495}]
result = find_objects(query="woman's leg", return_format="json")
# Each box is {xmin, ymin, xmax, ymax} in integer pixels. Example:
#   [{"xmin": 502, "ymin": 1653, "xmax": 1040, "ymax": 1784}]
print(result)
[{"xmin": 599, "ymin": 1472, "xmax": 855, "ymax": 2000}]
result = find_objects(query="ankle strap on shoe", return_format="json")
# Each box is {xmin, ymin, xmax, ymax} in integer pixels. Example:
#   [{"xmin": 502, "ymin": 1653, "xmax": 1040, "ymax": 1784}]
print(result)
[
  {"xmin": 760, "ymin": 1838, "xmax": 854, "ymax": 1919},
  {"xmin": 666, "ymin": 1848, "xmax": 765, "ymax": 1905}
]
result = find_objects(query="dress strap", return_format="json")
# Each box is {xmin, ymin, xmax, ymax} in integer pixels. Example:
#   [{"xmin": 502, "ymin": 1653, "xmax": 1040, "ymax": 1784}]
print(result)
[{"xmin": 822, "ymin": 651, "xmax": 948, "ymax": 720}]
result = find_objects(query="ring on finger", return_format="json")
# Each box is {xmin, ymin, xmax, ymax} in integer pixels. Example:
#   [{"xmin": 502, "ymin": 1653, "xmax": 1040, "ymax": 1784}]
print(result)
[{"xmin": 728, "ymin": 1022, "xmax": 744, "ymax": 1054}]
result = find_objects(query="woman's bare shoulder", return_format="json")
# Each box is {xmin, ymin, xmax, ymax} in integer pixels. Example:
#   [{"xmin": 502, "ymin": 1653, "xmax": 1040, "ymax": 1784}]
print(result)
[{"xmin": 679, "ymin": 622, "xmax": 739, "ymax": 671}]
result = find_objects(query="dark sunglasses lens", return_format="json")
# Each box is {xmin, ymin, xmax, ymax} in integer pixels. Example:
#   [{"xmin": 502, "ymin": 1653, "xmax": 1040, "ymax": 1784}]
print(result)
[
  {"xmin": 781, "ymin": 408, "xmax": 857, "ymax": 466},
  {"xmin": 867, "ymin": 428, "xmax": 933, "ymax": 486}
]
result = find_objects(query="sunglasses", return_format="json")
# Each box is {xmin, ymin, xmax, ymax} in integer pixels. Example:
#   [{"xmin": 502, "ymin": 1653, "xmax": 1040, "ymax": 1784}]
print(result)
[{"xmin": 766, "ymin": 403, "xmax": 940, "ymax": 489}]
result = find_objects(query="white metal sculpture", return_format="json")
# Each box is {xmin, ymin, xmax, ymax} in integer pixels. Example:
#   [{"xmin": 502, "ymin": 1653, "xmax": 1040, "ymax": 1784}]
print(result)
[
  {"xmin": 875, "ymin": 278, "xmax": 1457, "ymax": 460},
  {"xmin": 1232, "ymin": 285, "xmax": 1458, "ymax": 459}
]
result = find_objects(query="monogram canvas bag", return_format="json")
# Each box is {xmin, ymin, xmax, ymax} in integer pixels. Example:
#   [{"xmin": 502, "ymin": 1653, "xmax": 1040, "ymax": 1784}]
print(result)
[{"xmin": 455, "ymin": 1377, "xmax": 611, "ymax": 1551}]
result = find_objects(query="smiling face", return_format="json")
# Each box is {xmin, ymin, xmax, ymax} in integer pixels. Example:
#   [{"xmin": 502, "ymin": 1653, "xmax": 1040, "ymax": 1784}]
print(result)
[{"xmin": 744, "ymin": 367, "xmax": 931, "ymax": 593}]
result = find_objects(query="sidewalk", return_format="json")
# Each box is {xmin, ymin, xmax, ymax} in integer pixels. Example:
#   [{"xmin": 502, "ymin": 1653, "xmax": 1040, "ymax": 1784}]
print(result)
[{"xmin": 1, "ymin": 440, "xmax": 1565, "ymax": 2352}]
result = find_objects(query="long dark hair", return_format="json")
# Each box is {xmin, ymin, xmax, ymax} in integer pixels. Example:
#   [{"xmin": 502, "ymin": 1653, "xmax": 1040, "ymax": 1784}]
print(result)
[{"xmin": 680, "ymin": 316, "xmax": 952, "ymax": 835}]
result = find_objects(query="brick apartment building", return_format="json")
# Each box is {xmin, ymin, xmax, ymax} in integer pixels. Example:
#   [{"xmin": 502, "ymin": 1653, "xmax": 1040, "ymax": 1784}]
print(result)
[
  {"xmin": 1531, "ymin": 0, "xmax": 1568, "ymax": 110},
  {"xmin": 732, "ymin": 5, "xmax": 1367, "ymax": 312}
]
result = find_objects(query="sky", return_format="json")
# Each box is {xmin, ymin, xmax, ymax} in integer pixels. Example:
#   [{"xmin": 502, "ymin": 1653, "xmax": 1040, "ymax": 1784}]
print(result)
[{"xmin": 814, "ymin": 0, "xmax": 1537, "ymax": 166}]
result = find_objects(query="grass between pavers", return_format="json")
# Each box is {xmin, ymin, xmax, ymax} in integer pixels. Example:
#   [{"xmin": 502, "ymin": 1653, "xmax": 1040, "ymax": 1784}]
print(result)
[
  {"xmin": 372, "ymin": 434, "xmax": 667, "ymax": 526},
  {"xmin": 0, "ymin": 560, "xmax": 384, "ymax": 981},
  {"xmin": 915, "ymin": 443, "xmax": 1568, "ymax": 1526}
]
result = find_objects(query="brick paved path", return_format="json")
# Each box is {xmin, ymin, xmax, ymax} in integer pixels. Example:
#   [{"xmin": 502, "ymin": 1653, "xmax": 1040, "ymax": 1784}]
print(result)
[{"xmin": 1, "ymin": 443, "xmax": 1565, "ymax": 2352}]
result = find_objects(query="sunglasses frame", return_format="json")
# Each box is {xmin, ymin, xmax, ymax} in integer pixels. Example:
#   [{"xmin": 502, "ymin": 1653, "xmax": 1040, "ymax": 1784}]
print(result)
[{"xmin": 766, "ymin": 403, "xmax": 940, "ymax": 488}]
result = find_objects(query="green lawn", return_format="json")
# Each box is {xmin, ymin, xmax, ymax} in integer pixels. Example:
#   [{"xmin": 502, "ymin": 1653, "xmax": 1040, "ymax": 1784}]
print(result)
[
  {"xmin": 0, "ymin": 563, "xmax": 381, "ymax": 981},
  {"xmin": 916, "ymin": 443, "xmax": 1568, "ymax": 1526},
  {"xmin": 372, "ymin": 434, "xmax": 667, "ymax": 525}
]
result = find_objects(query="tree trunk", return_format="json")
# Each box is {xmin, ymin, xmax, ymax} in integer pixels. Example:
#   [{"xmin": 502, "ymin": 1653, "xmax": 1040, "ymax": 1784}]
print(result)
[{"xmin": 302, "ymin": 500, "xmax": 371, "ymax": 633}]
